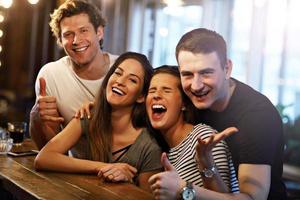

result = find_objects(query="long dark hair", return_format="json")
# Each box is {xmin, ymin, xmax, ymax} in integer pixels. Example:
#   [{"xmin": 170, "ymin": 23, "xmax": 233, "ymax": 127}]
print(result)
[{"xmin": 89, "ymin": 52, "xmax": 153, "ymax": 162}]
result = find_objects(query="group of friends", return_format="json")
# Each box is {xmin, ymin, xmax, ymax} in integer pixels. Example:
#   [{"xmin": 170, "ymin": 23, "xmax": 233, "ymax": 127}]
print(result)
[{"xmin": 30, "ymin": 0, "xmax": 287, "ymax": 199}]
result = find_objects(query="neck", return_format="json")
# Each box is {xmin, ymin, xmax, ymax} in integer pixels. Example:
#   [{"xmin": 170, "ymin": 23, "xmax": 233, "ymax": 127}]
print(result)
[
  {"xmin": 161, "ymin": 119, "xmax": 194, "ymax": 148},
  {"xmin": 111, "ymin": 107, "xmax": 135, "ymax": 134},
  {"xmin": 72, "ymin": 51, "xmax": 109, "ymax": 80},
  {"xmin": 211, "ymin": 79, "xmax": 236, "ymax": 112}
]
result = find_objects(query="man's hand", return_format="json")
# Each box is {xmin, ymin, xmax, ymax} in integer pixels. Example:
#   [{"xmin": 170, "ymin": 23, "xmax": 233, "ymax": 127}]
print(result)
[
  {"xmin": 195, "ymin": 127, "xmax": 238, "ymax": 169},
  {"xmin": 74, "ymin": 101, "xmax": 94, "ymax": 119},
  {"xmin": 30, "ymin": 77, "xmax": 64, "ymax": 149},
  {"xmin": 97, "ymin": 163, "xmax": 137, "ymax": 182},
  {"xmin": 148, "ymin": 153, "xmax": 186, "ymax": 200},
  {"xmin": 37, "ymin": 77, "xmax": 64, "ymax": 123}
]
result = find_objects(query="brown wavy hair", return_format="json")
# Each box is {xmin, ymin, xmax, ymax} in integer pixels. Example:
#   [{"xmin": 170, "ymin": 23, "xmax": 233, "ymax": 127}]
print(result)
[
  {"xmin": 49, "ymin": 0, "xmax": 106, "ymax": 47},
  {"xmin": 88, "ymin": 52, "xmax": 153, "ymax": 162}
]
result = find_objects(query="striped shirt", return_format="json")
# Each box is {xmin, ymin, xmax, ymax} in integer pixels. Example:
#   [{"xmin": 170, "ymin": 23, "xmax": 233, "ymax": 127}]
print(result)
[{"xmin": 168, "ymin": 124, "xmax": 239, "ymax": 193}]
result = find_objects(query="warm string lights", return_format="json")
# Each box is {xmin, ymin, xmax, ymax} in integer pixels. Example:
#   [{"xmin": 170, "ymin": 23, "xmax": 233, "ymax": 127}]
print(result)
[
  {"xmin": 0, "ymin": 0, "xmax": 39, "ymax": 8},
  {"xmin": 0, "ymin": 0, "xmax": 39, "ymax": 68}
]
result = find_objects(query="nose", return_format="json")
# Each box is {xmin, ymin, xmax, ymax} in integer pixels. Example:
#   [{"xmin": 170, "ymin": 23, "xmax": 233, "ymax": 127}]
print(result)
[
  {"xmin": 152, "ymin": 90, "xmax": 162, "ymax": 100},
  {"xmin": 116, "ymin": 76, "xmax": 126, "ymax": 86},
  {"xmin": 72, "ymin": 33, "xmax": 82, "ymax": 45},
  {"xmin": 191, "ymin": 74, "xmax": 204, "ymax": 92}
]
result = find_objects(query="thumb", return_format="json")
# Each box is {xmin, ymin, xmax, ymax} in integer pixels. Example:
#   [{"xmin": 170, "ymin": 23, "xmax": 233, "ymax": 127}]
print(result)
[
  {"xmin": 161, "ymin": 152, "xmax": 175, "ymax": 171},
  {"xmin": 39, "ymin": 77, "xmax": 46, "ymax": 96}
]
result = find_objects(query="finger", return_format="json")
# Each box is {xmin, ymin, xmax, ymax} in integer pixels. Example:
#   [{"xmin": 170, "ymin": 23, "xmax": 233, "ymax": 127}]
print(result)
[
  {"xmin": 148, "ymin": 174, "xmax": 160, "ymax": 185},
  {"xmin": 112, "ymin": 174, "xmax": 128, "ymax": 182},
  {"xmin": 102, "ymin": 168, "xmax": 116, "ymax": 178},
  {"xmin": 38, "ymin": 96, "xmax": 57, "ymax": 104},
  {"xmin": 41, "ymin": 116, "xmax": 64, "ymax": 123},
  {"xmin": 161, "ymin": 152, "xmax": 175, "ymax": 171},
  {"xmin": 97, "ymin": 170, "xmax": 103, "ymax": 178},
  {"xmin": 39, "ymin": 77, "xmax": 46, "ymax": 96},
  {"xmin": 80, "ymin": 108, "xmax": 85, "ymax": 119},
  {"xmin": 195, "ymin": 137, "xmax": 205, "ymax": 154},
  {"xmin": 217, "ymin": 127, "xmax": 238, "ymax": 138},
  {"xmin": 74, "ymin": 110, "xmax": 80, "ymax": 119},
  {"xmin": 127, "ymin": 165, "xmax": 137, "ymax": 174},
  {"xmin": 204, "ymin": 135, "xmax": 215, "ymax": 150},
  {"xmin": 209, "ymin": 127, "xmax": 237, "ymax": 147}
]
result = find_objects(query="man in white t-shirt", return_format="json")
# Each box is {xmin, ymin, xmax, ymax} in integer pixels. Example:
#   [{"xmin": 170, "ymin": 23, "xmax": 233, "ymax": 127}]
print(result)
[{"xmin": 30, "ymin": 0, "xmax": 117, "ymax": 150}]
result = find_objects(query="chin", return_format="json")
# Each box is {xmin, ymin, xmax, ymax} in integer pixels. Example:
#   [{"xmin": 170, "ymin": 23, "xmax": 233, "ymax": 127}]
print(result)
[{"xmin": 192, "ymin": 101, "xmax": 211, "ymax": 110}]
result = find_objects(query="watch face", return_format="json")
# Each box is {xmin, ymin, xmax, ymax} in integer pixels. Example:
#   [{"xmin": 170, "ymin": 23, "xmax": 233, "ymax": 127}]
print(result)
[
  {"xmin": 204, "ymin": 169, "xmax": 214, "ymax": 178},
  {"xmin": 182, "ymin": 189, "xmax": 195, "ymax": 200}
]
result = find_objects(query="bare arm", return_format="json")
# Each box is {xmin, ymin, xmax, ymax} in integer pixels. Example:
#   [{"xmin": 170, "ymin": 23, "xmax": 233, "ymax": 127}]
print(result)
[
  {"xmin": 196, "ymin": 127, "xmax": 238, "ymax": 192},
  {"xmin": 34, "ymin": 118, "xmax": 106, "ymax": 173},
  {"xmin": 192, "ymin": 164, "xmax": 270, "ymax": 200}
]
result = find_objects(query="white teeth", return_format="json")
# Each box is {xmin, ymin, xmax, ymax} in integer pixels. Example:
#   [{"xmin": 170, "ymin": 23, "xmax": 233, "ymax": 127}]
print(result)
[
  {"xmin": 73, "ymin": 46, "xmax": 88, "ymax": 52},
  {"xmin": 112, "ymin": 87, "xmax": 125, "ymax": 95},
  {"xmin": 152, "ymin": 104, "xmax": 166, "ymax": 109},
  {"xmin": 194, "ymin": 90, "xmax": 209, "ymax": 97}
]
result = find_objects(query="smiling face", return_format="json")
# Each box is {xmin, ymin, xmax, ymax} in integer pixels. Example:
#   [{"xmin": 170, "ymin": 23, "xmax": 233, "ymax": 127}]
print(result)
[
  {"xmin": 146, "ymin": 73, "xmax": 185, "ymax": 132},
  {"xmin": 178, "ymin": 51, "xmax": 232, "ymax": 111},
  {"xmin": 106, "ymin": 58, "xmax": 145, "ymax": 109},
  {"xmin": 60, "ymin": 13, "xmax": 103, "ymax": 68}
]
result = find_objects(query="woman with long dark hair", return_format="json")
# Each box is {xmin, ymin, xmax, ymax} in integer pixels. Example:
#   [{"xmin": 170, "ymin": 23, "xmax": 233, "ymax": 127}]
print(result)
[{"xmin": 34, "ymin": 52, "xmax": 162, "ymax": 191}]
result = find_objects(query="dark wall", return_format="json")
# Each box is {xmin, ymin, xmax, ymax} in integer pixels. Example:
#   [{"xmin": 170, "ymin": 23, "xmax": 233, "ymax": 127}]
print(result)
[{"xmin": 0, "ymin": 0, "xmax": 60, "ymax": 127}]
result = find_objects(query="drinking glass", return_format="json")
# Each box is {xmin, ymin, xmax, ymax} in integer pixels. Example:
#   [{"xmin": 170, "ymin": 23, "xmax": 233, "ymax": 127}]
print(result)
[{"xmin": 7, "ymin": 122, "xmax": 27, "ymax": 146}]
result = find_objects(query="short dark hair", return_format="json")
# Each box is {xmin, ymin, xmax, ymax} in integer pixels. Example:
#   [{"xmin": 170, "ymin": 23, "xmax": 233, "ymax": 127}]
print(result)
[
  {"xmin": 175, "ymin": 28, "xmax": 227, "ymax": 68},
  {"xmin": 49, "ymin": 0, "xmax": 106, "ymax": 46}
]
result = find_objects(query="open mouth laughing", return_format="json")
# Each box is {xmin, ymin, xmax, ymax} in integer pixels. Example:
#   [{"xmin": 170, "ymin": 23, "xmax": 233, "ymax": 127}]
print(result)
[
  {"xmin": 151, "ymin": 104, "xmax": 167, "ymax": 120},
  {"xmin": 112, "ymin": 87, "xmax": 125, "ymax": 96},
  {"xmin": 191, "ymin": 90, "xmax": 210, "ymax": 98},
  {"xmin": 72, "ymin": 45, "xmax": 89, "ymax": 52}
]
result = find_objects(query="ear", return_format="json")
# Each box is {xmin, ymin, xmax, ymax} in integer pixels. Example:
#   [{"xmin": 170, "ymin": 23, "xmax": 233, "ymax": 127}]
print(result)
[
  {"xmin": 136, "ymin": 95, "xmax": 145, "ymax": 104},
  {"xmin": 224, "ymin": 59, "xmax": 233, "ymax": 80},
  {"xmin": 96, "ymin": 26, "xmax": 104, "ymax": 41}
]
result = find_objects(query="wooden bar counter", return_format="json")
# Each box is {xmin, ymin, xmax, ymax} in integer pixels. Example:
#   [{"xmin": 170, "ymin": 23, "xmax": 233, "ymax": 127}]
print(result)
[{"xmin": 0, "ymin": 139, "xmax": 153, "ymax": 200}]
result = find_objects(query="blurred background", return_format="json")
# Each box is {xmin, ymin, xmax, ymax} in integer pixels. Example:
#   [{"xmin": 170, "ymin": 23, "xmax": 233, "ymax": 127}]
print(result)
[{"xmin": 0, "ymin": 0, "xmax": 299, "ymax": 198}]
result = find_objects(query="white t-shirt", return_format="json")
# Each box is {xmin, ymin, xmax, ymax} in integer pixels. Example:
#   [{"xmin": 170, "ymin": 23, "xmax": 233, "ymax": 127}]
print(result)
[{"xmin": 34, "ymin": 53, "xmax": 118, "ymax": 124}]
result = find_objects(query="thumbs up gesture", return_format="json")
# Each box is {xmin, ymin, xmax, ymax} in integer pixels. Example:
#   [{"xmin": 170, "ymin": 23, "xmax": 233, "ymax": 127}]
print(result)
[
  {"xmin": 148, "ymin": 153, "xmax": 186, "ymax": 200},
  {"xmin": 37, "ymin": 77, "xmax": 64, "ymax": 123}
]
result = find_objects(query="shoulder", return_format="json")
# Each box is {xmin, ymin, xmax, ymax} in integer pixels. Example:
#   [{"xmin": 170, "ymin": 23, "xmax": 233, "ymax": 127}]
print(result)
[
  {"xmin": 230, "ymin": 79, "xmax": 280, "ymax": 119},
  {"xmin": 233, "ymin": 79, "xmax": 274, "ymax": 108},
  {"xmin": 131, "ymin": 129, "xmax": 162, "ymax": 153},
  {"xmin": 105, "ymin": 52, "xmax": 119, "ymax": 67},
  {"xmin": 38, "ymin": 56, "xmax": 71, "ymax": 76}
]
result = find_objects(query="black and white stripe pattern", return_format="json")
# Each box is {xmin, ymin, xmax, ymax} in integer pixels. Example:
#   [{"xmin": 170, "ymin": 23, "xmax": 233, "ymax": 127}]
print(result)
[{"xmin": 168, "ymin": 124, "xmax": 239, "ymax": 193}]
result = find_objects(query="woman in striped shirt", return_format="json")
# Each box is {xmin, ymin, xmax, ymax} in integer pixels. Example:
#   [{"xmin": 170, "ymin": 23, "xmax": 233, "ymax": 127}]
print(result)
[{"xmin": 146, "ymin": 65, "xmax": 239, "ymax": 199}]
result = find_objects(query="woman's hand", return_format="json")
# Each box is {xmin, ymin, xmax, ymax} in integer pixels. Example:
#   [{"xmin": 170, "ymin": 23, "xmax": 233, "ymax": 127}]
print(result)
[
  {"xmin": 195, "ymin": 127, "xmax": 238, "ymax": 169},
  {"xmin": 97, "ymin": 163, "xmax": 137, "ymax": 182},
  {"xmin": 74, "ymin": 101, "xmax": 95, "ymax": 119}
]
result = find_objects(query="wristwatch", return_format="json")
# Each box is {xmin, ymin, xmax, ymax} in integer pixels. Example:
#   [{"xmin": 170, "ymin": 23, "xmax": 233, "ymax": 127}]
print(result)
[
  {"xmin": 199, "ymin": 165, "xmax": 217, "ymax": 178},
  {"xmin": 181, "ymin": 182, "xmax": 196, "ymax": 200}
]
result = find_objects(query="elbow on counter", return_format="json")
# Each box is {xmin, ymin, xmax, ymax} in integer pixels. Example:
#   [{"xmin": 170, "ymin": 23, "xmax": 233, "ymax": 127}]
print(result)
[{"xmin": 34, "ymin": 152, "xmax": 46, "ymax": 171}]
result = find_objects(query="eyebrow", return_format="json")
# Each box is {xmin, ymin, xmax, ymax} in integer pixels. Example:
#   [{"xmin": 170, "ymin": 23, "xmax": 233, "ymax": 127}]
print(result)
[
  {"xmin": 149, "ymin": 86, "xmax": 173, "ymax": 90},
  {"xmin": 180, "ymin": 67, "xmax": 215, "ymax": 74},
  {"xmin": 117, "ymin": 67, "xmax": 142, "ymax": 80}
]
